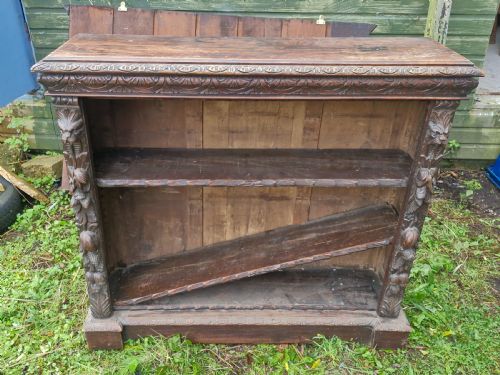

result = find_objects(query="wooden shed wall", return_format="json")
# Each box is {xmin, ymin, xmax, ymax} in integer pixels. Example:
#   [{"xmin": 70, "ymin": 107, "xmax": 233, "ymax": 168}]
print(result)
[{"xmin": 19, "ymin": 0, "xmax": 500, "ymax": 160}]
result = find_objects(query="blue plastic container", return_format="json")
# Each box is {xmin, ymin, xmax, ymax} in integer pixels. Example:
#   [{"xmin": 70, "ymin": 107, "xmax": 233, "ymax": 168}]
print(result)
[{"xmin": 486, "ymin": 155, "xmax": 500, "ymax": 189}]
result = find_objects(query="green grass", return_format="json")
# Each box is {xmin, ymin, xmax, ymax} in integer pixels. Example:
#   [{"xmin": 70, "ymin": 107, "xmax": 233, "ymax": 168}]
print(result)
[{"xmin": 0, "ymin": 183, "xmax": 498, "ymax": 374}]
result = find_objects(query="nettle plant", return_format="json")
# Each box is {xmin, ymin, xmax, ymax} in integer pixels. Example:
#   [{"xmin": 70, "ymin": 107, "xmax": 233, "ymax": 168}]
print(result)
[{"xmin": 0, "ymin": 102, "xmax": 30, "ymax": 155}]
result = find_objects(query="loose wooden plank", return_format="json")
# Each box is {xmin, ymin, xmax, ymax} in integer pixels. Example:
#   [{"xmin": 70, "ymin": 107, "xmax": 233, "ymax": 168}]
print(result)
[
  {"xmin": 0, "ymin": 166, "xmax": 49, "ymax": 203},
  {"xmin": 94, "ymin": 148, "xmax": 412, "ymax": 188},
  {"xmin": 111, "ymin": 204, "xmax": 398, "ymax": 305}
]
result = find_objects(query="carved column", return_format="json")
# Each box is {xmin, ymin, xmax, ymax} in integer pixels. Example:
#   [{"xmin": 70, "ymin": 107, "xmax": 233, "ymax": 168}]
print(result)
[
  {"xmin": 378, "ymin": 100, "xmax": 460, "ymax": 318},
  {"xmin": 53, "ymin": 97, "xmax": 112, "ymax": 319}
]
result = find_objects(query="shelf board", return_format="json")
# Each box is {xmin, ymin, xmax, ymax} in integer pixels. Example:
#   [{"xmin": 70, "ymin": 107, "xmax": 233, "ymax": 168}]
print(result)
[
  {"xmin": 110, "ymin": 204, "xmax": 397, "ymax": 306},
  {"xmin": 115, "ymin": 269, "xmax": 381, "ymax": 312},
  {"xmin": 94, "ymin": 148, "xmax": 411, "ymax": 188}
]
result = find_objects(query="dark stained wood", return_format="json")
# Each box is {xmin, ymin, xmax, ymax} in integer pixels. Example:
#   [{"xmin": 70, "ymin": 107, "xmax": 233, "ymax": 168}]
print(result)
[
  {"xmin": 99, "ymin": 187, "xmax": 203, "ymax": 269},
  {"xmin": 69, "ymin": 6, "xmax": 113, "ymax": 37},
  {"xmin": 38, "ymin": 34, "xmax": 475, "ymax": 67},
  {"xmin": 154, "ymin": 11, "xmax": 197, "ymax": 37},
  {"xmin": 106, "ymin": 308, "xmax": 411, "ymax": 347},
  {"xmin": 281, "ymin": 19, "xmax": 326, "ymax": 37},
  {"xmin": 94, "ymin": 148, "xmax": 411, "ymax": 188},
  {"xmin": 84, "ymin": 314, "xmax": 123, "ymax": 350},
  {"xmin": 33, "ymin": 34, "xmax": 481, "ymax": 99},
  {"xmin": 113, "ymin": 8, "xmax": 154, "ymax": 35},
  {"xmin": 237, "ymin": 16, "xmax": 267, "ymax": 37},
  {"xmin": 201, "ymin": 187, "xmax": 312, "ymax": 248},
  {"xmin": 110, "ymin": 204, "xmax": 397, "ymax": 305},
  {"xmin": 127, "ymin": 269, "xmax": 381, "ymax": 311},
  {"xmin": 196, "ymin": 14, "xmax": 238, "ymax": 36},
  {"xmin": 327, "ymin": 21, "xmax": 377, "ymax": 37}
]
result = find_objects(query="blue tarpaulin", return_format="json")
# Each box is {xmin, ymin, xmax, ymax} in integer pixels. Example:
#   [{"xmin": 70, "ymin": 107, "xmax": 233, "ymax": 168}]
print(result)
[{"xmin": 0, "ymin": 0, "xmax": 38, "ymax": 107}]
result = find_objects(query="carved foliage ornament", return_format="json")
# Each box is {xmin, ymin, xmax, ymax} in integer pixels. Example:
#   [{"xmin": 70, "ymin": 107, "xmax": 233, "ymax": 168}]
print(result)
[
  {"xmin": 378, "ymin": 100, "xmax": 459, "ymax": 317},
  {"xmin": 32, "ymin": 61, "xmax": 482, "ymax": 77},
  {"xmin": 53, "ymin": 97, "xmax": 112, "ymax": 319},
  {"xmin": 37, "ymin": 73, "xmax": 478, "ymax": 99}
]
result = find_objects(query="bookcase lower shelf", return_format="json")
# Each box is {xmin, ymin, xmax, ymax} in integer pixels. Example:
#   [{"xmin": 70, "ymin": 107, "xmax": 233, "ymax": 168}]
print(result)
[{"xmin": 87, "ymin": 269, "xmax": 411, "ymax": 349}]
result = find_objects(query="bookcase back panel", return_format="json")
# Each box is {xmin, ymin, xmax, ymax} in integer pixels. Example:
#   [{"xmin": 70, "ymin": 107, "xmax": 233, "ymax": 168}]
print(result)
[
  {"xmin": 85, "ymin": 99, "xmax": 427, "ymax": 157},
  {"xmin": 100, "ymin": 186, "xmax": 404, "ymax": 277},
  {"xmin": 88, "ymin": 98, "xmax": 426, "ymax": 278}
]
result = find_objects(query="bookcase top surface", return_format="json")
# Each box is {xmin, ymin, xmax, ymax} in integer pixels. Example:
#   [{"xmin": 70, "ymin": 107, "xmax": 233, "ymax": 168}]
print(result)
[
  {"xmin": 33, "ymin": 34, "xmax": 481, "ymax": 99},
  {"xmin": 34, "ymin": 34, "xmax": 480, "ymax": 74}
]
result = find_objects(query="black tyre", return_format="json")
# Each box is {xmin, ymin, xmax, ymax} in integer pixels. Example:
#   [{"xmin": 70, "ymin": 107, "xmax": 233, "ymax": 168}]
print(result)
[{"xmin": 0, "ymin": 175, "xmax": 22, "ymax": 233}]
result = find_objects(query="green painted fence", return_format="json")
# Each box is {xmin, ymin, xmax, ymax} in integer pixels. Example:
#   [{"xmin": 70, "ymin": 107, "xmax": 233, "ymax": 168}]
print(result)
[{"xmin": 19, "ymin": 0, "xmax": 500, "ymax": 160}]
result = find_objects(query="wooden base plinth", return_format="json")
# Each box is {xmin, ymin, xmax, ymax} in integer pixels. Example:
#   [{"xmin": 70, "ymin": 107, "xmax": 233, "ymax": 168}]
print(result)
[
  {"xmin": 84, "ymin": 313, "xmax": 123, "ymax": 350},
  {"xmin": 84, "ymin": 309, "xmax": 410, "ymax": 350}
]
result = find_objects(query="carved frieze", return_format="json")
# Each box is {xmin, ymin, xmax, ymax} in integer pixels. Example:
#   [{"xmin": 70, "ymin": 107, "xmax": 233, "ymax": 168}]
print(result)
[
  {"xmin": 32, "ymin": 61, "xmax": 482, "ymax": 77},
  {"xmin": 378, "ymin": 100, "xmax": 460, "ymax": 317},
  {"xmin": 37, "ymin": 74, "xmax": 477, "ymax": 99},
  {"xmin": 53, "ymin": 97, "xmax": 112, "ymax": 319}
]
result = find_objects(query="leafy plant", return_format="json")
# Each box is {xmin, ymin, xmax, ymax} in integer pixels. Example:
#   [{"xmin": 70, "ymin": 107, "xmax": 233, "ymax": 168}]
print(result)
[
  {"xmin": 0, "ymin": 102, "xmax": 31, "ymax": 154},
  {"xmin": 461, "ymin": 178, "xmax": 482, "ymax": 199},
  {"xmin": 445, "ymin": 139, "xmax": 461, "ymax": 157}
]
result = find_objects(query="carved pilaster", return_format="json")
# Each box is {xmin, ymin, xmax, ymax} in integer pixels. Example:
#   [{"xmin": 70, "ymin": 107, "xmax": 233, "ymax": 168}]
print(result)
[
  {"xmin": 53, "ymin": 97, "xmax": 112, "ymax": 319},
  {"xmin": 378, "ymin": 100, "xmax": 460, "ymax": 317}
]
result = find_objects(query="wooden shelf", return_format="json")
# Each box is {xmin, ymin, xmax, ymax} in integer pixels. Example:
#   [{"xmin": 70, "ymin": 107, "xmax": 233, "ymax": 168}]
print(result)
[
  {"xmin": 110, "ymin": 204, "xmax": 397, "ymax": 306},
  {"xmin": 116, "ymin": 269, "xmax": 381, "ymax": 312},
  {"xmin": 94, "ymin": 148, "xmax": 411, "ymax": 188}
]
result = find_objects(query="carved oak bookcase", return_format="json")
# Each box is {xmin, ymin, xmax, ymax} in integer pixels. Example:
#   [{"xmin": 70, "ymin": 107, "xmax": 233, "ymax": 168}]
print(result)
[{"xmin": 33, "ymin": 34, "xmax": 480, "ymax": 349}]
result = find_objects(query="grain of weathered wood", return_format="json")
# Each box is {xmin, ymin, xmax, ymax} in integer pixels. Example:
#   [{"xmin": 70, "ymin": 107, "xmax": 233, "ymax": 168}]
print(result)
[
  {"xmin": 113, "ymin": 8, "xmax": 154, "ymax": 35},
  {"xmin": 425, "ymin": 0, "xmax": 453, "ymax": 44},
  {"xmin": 22, "ymin": 0, "xmax": 500, "ymax": 16},
  {"xmin": 108, "ymin": 308, "xmax": 411, "ymax": 347},
  {"xmin": 99, "ymin": 187, "xmax": 203, "ymax": 269},
  {"xmin": 154, "ymin": 11, "xmax": 197, "ymax": 36},
  {"xmin": 236, "ymin": 15, "xmax": 287, "ymax": 38},
  {"xmin": 111, "ymin": 204, "xmax": 397, "ymax": 305},
  {"xmin": 38, "ymin": 34, "xmax": 475, "ymax": 66},
  {"xmin": 202, "ymin": 187, "xmax": 312, "ymax": 246},
  {"xmin": 86, "ymin": 99, "xmax": 203, "ymax": 149},
  {"xmin": 122, "ymin": 269, "xmax": 381, "ymax": 311},
  {"xmin": 196, "ymin": 14, "xmax": 238, "ymax": 36},
  {"xmin": 94, "ymin": 148, "xmax": 411, "ymax": 188},
  {"xmin": 69, "ymin": 6, "xmax": 113, "ymax": 37},
  {"xmin": 281, "ymin": 19, "xmax": 326, "ymax": 37}
]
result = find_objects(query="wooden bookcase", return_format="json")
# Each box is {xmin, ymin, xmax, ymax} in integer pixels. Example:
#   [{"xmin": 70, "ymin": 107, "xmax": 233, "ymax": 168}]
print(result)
[{"xmin": 33, "ymin": 34, "xmax": 480, "ymax": 349}]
